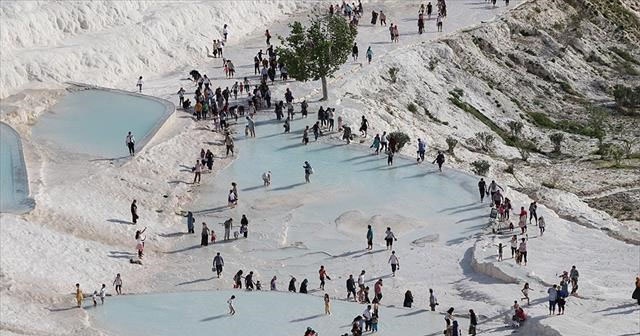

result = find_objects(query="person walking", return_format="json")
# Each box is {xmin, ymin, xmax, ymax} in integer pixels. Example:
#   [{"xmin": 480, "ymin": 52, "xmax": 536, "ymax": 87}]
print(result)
[
  {"xmin": 126, "ymin": 131, "xmax": 135, "ymax": 156},
  {"xmin": 319, "ymin": 265, "xmax": 331, "ymax": 290},
  {"xmin": 213, "ymin": 252, "xmax": 224, "ymax": 278},
  {"xmin": 521, "ymin": 282, "xmax": 532, "ymax": 305},
  {"xmin": 570, "ymin": 266, "xmax": 579, "ymax": 294},
  {"xmin": 265, "ymin": 29, "xmax": 271, "ymax": 45},
  {"xmin": 346, "ymin": 274, "xmax": 357, "ymax": 300},
  {"xmin": 227, "ymin": 295, "xmax": 236, "ymax": 315},
  {"xmin": 366, "ymin": 225, "xmax": 374, "ymax": 250},
  {"xmin": 416, "ymin": 138, "xmax": 426, "ymax": 163},
  {"xmin": 538, "ymin": 216, "xmax": 546, "ymax": 235},
  {"xmin": 529, "ymin": 201, "xmax": 538, "ymax": 225},
  {"xmin": 352, "ymin": 42, "xmax": 359, "ymax": 61},
  {"xmin": 303, "ymin": 161, "xmax": 313, "ymax": 183},
  {"xmin": 434, "ymin": 151, "xmax": 446, "ymax": 171},
  {"xmin": 130, "ymin": 199, "xmax": 138, "ymax": 224},
  {"xmin": 384, "ymin": 227, "xmax": 397, "ymax": 250},
  {"xmin": 388, "ymin": 251, "xmax": 400, "ymax": 277},
  {"xmin": 374, "ymin": 279, "xmax": 383, "ymax": 302},
  {"xmin": 632, "ymin": 277, "xmax": 640, "ymax": 305},
  {"xmin": 201, "ymin": 222, "xmax": 210, "ymax": 246},
  {"xmin": 403, "ymin": 290, "xmax": 414, "ymax": 308},
  {"xmin": 270, "ymin": 276, "xmax": 277, "ymax": 291},
  {"xmin": 469, "ymin": 309, "xmax": 478, "ymax": 335},
  {"xmin": 193, "ymin": 160, "xmax": 203, "ymax": 184},
  {"xmin": 357, "ymin": 270, "xmax": 366, "ymax": 291},
  {"xmin": 113, "ymin": 274, "xmax": 122, "ymax": 295},
  {"xmin": 366, "ymin": 46, "xmax": 373, "ymax": 64},
  {"xmin": 324, "ymin": 294, "xmax": 331, "ymax": 315},
  {"xmin": 186, "ymin": 211, "xmax": 195, "ymax": 233},
  {"xmin": 240, "ymin": 214, "xmax": 249, "ymax": 238},
  {"xmin": 519, "ymin": 238, "xmax": 528, "ymax": 266},
  {"xmin": 429, "ymin": 288, "xmax": 438, "ymax": 311},
  {"xmin": 136, "ymin": 76, "xmax": 143, "ymax": 92},
  {"xmin": 478, "ymin": 178, "xmax": 487, "ymax": 202}
]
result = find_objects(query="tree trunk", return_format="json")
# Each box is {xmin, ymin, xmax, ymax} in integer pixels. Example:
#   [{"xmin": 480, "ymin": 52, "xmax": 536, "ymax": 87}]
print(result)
[{"xmin": 321, "ymin": 76, "xmax": 328, "ymax": 101}]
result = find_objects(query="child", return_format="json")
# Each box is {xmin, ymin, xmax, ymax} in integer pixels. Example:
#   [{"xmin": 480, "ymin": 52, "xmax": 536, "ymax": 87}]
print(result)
[
  {"xmin": 387, "ymin": 151, "xmax": 394, "ymax": 166},
  {"xmin": 256, "ymin": 281, "xmax": 262, "ymax": 290},
  {"xmin": 521, "ymin": 282, "xmax": 532, "ymax": 305},
  {"xmin": 92, "ymin": 291, "xmax": 98, "ymax": 307},
  {"xmin": 371, "ymin": 312, "xmax": 379, "ymax": 332},
  {"xmin": 508, "ymin": 222, "xmax": 514, "ymax": 232},
  {"xmin": 497, "ymin": 243, "xmax": 503, "ymax": 261},
  {"xmin": 99, "ymin": 284, "xmax": 106, "ymax": 304},
  {"xmin": 227, "ymin": 295, "xmax": 236, "ymax": 315},
  {"xmin": 324, "ymin": 294, "xmax": 331, "ymax": 315},
  {"xmin": 211, "ymin": 230, "xmax": 217, "ymax": 244},
  {"xmin": 245, "ymin": 125, "xmax": 250, "ymax": 136}
]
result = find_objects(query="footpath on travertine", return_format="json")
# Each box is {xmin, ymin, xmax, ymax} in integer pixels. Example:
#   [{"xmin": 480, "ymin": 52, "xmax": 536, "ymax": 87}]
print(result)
[{"xmin": 102, "ymin": 2, "xmax": 635, "ymax": 336}]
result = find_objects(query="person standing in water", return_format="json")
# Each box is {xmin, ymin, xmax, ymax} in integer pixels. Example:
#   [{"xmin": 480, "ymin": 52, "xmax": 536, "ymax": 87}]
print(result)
[
  {"xmin": 227, "ymin": 295, "xmax": 236, "ymax": 315},
  {"xmin": 352, "ymin": 42, "xmax": 359, "ymax": 61},
  {"xmin": 246, "ymin": 116, "xmax": 256, "ymax": 137},
  {"xmin": 262, "ymin": 171, "xmax": 272, "ymax": 186},
  {"xmin": 126, "ymin": 131, "xmax": 135, "ymax": 156},
  {"xmin": 75, "ymin": 283, "xmax": 84, "ymax": 308},
  {"xmin": 113, "ymin": 274, "xmax": 122, "ymax": 295},
  {"xmin": 136, "ymin": 76, "xmax": 143, "ymax": 92},
  {"xmin": 99, "ymin": 284, "xmax": 107, "ymax": 304},
  {"xmin": 130, "ymin": 199, "xmax": 138, "ymax": 224},
  {"xmin": 324, "ymin": 294, "xmax": 331, "ymax": 315},
  {"xmin": 303, "ymin": 161, "xmax": 313, "ymax": 183}
]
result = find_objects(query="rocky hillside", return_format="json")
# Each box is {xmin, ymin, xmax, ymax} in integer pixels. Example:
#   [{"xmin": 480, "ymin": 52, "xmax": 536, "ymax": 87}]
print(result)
[{"xmin": 343, "ymin": 0, "xmax": 640, "ymax": 241}]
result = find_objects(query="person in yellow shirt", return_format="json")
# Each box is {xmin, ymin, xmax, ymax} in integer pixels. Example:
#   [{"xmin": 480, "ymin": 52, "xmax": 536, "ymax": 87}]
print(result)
[{"xmin": 75, "ymin": 283, "xmax": 84, "ymax": 308}]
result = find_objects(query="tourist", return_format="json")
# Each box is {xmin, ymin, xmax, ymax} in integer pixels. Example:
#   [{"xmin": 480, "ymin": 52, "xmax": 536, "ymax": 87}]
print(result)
[
  {"xmin": 427, "ymin": 1, "xmax": 433, "ymax": 19},
  {"xmin": 113, "ymin": 274, "xmax": 122, "ymax": 295},
  {"xmin": 130, "ymin": 199, "xmax": 138, "ymax": 224},
  {"xmin": 384, "ymin": 227, "xmax": 397, "ymax": 250},
  {"xmin": 262, "ymin": 171, "xmax": 272, "ymax": 186},
  {"xmin": 240, "ymin": 215, "xmax": 249, "ymax": 238},
  {"xmin": 445, "ymin": 307, "xmax": 454, "ymax": 327},
  {"xmin": 366, "ymin": 225, "xmax": 374, "ymax": 250},
  {"xmin": 177, "ymin": 87, "xmax": 185, "ymax": 107},
  {"xmin": 510, "ymin": 235, "xmax": 517, "ymax": 258},
  {"xmin": 136, "ymin": 76, "xmax": 143, "ymax": 92},
  {"xmin": 416, "ymin": 138, "xmax": 426, "ymax": 163},
  {"xmin": 488, "ymin": 180, "xmax": 504, "ymax": 201},
  {"xmin": 303, "ymin": 161, "xmax": 313, "ymax": 183},
  {"xmin": 324, "ymin": 294, "xmax": 331, "ymax": 315},
  {"xmin": 246, "ymin": 116, "xmax": 256, "ymax": 137},
  {"xmin": 379, "ymin": 10, "xmax": 386, "ymax": 25},
  {"xmin": 429, "ymin": 288, "xmax": 438, "ymax": 311},
  {"xmin": 538, "ymin": 216, "xmax": 546, "ymax": 235},
  {"xmin": 201, "ymin": 223, "xmax": 210, "ymax": 246},
  {"xmin": 135, "ymin": 227, "xmax": 146, "ymax": 259},
  {"xmin": 469, "ymin": 309, "xmax": 478, "ymax": 335},
  {"xmin": 352, "ymin": 42, "xmax": 359, "ymax": 61},
  {"xmin": 319, "ymin": 265, "xmax": 331, "ymax": 290},
  {"xmin": 519, "ymin": 237, "xmax": 528, "ymax": 266},
  {"xmin": 271, "ymin": 276, "xmax": 277, "ymax": 291},
  {"xmin": 497, "ymin": 242, "xmax": 503, "ymax": 261},
  {"xmin": 221, "ymin": 218, "xmax": 232, "ymax": 241},
  {"xmin": 233, "ymin": 270, "xmax": 243, "ymax": 289},
  {"xmin": 570, "ymin": 266, "xmax": 579, "ymax": 294},
  {"xmin": 436, "ymin": 14, "xmax": 443, "ymax": 32},
  {"xmin": 193, "ymin": 160, "xmax": 202, "ymax": 184},
  {"xmin": 227, "ymin": 295, "xmax": 236, "ymax": 315},
  {"xmin": 222, "ymin": 24, "xmax": 229, "ymax": 42},
  {"xmin": 225, "ymin": 133, "xmax": 234, "ymax": 156},
  {"xmin": 245, "ymin": 271, "xmax": 255, "ymax": 290},
  {"xmin": 289, "ymin": 276, "xmax": 297, "ymax": 292},
  {"xmin": 478, "ymin": 178, "xmax": 487, "ymax": 202},
  {"xmin": 359, "ymin": 115, "xmax": 369, "ymax": 137},
  {"xmin": 205, "ymin": 149, "xmax": 214, "ymax": 170},
  {"xmin": 99, "ymin": 284, "xmax": 106, "ymax": 304},
  {"xmin": 387, "ymin": 150, "xmax": 394, "ymax": 166},
  {"xmin": 529, "ymin": 201, "xmax": 538, "ymax": 225},
  {"xmin": 521, "ymin": 282, "xmax": 532, "ymax": 305},
  {"xmin": 283, "ymin": 117, "xmax": 291, "ymax": 133},
  {"xmin": 92, "ymin": 290, "xmax": 98, "ymax": 307},
  {"xmin": 300, "ymin": 279, "xmax": 308, "ymax": 293},
  {"xmin": 362, "ymin": 305, "xmax": 373, "ymax": 331},
  {"xmin": 302, "ymin": 125, "xmax": 310, "ymax": 145},
  {"xmin": 228, "ymin": 189, "xmax": 237, "ymax": 207},
  {"xmin": 434, "ymin": 151, "xmax": 446, "ymax": 171},
  {"xmin": 126, "ymin": 131, "xmax": 135, "ymax": 156},
  {"xmin": 346, "ymin": 274, "xmax": 357, "ymax": 300},
  {"xmin": 548, "ymin": 284, "xmax": 558, "ymax": 314},
  {"xmin": 518, "ymin": 207, "xmax": 528, "ymax": 234},
  {"xmin": 213, "ymin": 252, "xmax": 224, "ymax": 278},
  {"xmin": 358, "ymin": 270, "xmax": 366, "ymax": 291},
  {"xmin": 388, "ymin": 250, "xmax": 400, "ymax": 276},
  {"xmin": 370, "ymin": 134, "xmax": 381, "ymax": 154},
  {"xmin": 374, "ymin": 279, "xmax": 383, "ymax": 302},
  {"xmin": 366, "ymin": 46, "xmax": 373, "ymax": 64},
  {"xmin": 403, "ymin": 290, "xmax": 414, "ymax": 308},
  {"xmin": 379, "ymin": 131, "xmax": 388, "ymax": 152},
  {"xmin": 75, "ymin": 283, "xmax": 84, "ymax": 308}
]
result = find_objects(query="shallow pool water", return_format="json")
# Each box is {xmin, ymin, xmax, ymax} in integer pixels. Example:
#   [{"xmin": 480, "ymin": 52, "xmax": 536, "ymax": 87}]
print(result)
[
  {"xmin": 91, "ymin": 290, "xmax": 461, "ymax": 336},
  {"xmin": 0, "ymin": 122, "xmax": 31, "ymax": 213},
  {"xmin": 33, "ymin": 89, "xmax": 173, "ymax": 159}
]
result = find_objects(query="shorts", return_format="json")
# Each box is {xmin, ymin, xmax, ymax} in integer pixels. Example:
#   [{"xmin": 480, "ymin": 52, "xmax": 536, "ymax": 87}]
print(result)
[
  {"xmin": 391, "ymin": 264, "xmax": 397, "ymax": 272},
  {"xmin": 367, "ymin": 238, "xmax": 373, "ymax": 246},
  {"xmin": 385, "ymin": 238, "xmax": 393, "ymax": 247}
]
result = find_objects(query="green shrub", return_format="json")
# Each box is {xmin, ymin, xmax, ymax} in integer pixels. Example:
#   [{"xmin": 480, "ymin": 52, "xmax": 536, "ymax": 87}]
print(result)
[
  {"xmin": 549, "ymin": 133, "xmax": 564, "ymax": 153},
  {"xmin": 388, "ymin": 67, "xmax": 399, "ymax": 83},
  {"xmin": 608, "ymin": 144, "xmax": 624, "ymax": 167},
  {"xmin": 446, "ymin": 136, "xmax": 458, "ymax": 155},
  {"xmin": 612, "ymin": 85, "xmax": 640, "ymax": 108},
  {"xmin": 471, "ymin": 160, "xmax": 490, "ymax": 176},
  {"xmin": 507, "ymin": 121, "xmax": 524, "ymax": 139},
  {"xmin": 388, "ymin": 131, "xmax": 410, "ymax": 152},
  {"xmin": 407, "ymin": 102, "xmax": 418, "ymax": 113},
  {"xmin": 622, "ymin": 139, "xmax": 632, "ymax": 159},
  {"xmin": 475, "ymin": 132, "xmax": 495, "ymax": 153},
  {"xmin": 529, "ymin": 112, "xmax": 556, "ymax": 128}
]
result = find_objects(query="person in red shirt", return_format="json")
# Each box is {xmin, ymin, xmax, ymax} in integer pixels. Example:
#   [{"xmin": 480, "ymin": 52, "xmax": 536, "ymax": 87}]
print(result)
[{"xmin": 319, "ymin": 266, "xmax": 331, "ymax": 290}]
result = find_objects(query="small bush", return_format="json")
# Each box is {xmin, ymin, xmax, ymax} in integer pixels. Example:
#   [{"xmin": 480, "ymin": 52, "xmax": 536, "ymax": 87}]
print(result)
[
  {"xmin": 549, "ymin": 133, "xmax": 564, "ymax": 153},
  {"xmin": 446, "ymin": 136, "xmax": 458, "ymax": 155},
  {"xmin": 588, "ymin": 107, "xmax": 608, "ymax": 144},
  {"xmin": 610, "ymin": 46, "xmax": 639, "ymax": 64},
  {"xmin": 407, "ymin": 102, "xmax": 418, "ymax": 113},
  {"xmin": 622, "ymin": 139, "xmax": 632, "ymax": 159},
  {"xmin": 504, "ymin": 164, "xmax": 514, "ymax": 174},
  {"xmin": 471, "ymin": 160, "xmax": 490, "ymax": 176},
  {"xmin": 452, "ymin": 88, "xmax": 464, "ymax": 98},
  {"xmin": 388, "ymin": 131, "xmax": 410, "ymax": 152},
  {"xmin": 507, "ymin": 121, "xmax": 524, "ymax": 139},
  {"xmin": 475, "ymin": 132, "xmax": 495, "ymax": 153},
  {"xmin": 428, "ymin": 58, "xmax": 439, "ymax": 71},
  {"xmin": 612, "ymin": 85, "xmax": 640, "ymax": 109},
  {"xmin": 529, "ymin": 112, "xmax": 555, "ymax": 128},
  {"xmin": 388, "ymin": 67, "xmax": 399, "ymax": 83},
  {"xmin": 608, "ymin": 144, "xmax": 624, "ymax": 167},
  {"xmin": 518, "ymin": 145, "xmax": 531, "ymax": 161}
]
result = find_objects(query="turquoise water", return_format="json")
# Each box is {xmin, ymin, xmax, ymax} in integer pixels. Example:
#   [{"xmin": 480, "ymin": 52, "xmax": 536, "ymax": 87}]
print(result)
[
  {"xmin": 91, "ymin": 290, "xmax": 461, "ymax": 336},
  {"xmin": 33, "ymin": 89, "xmax": 173, "ymax": 159},
  {"xmin": 0, "ymin": 122, "xmax": 31, "ymax": 213}
]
